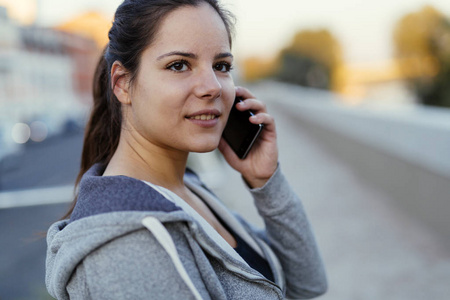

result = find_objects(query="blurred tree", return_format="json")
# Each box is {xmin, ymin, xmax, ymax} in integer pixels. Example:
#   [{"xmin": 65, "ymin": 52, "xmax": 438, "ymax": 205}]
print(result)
[
  {"xmin": 276, "ymin": 29, "xmax": 344, "ymax": 91},
  {"xmin": 393, "ymin": 6, "xmax": 450, "ymax": 108},
  {"xmin": 240, "ymin": 29, "xmax": 344, "ymax": 92},
  {"xmin": 241, "ymin": 56, "xmax": 278, "ymax": 83}
]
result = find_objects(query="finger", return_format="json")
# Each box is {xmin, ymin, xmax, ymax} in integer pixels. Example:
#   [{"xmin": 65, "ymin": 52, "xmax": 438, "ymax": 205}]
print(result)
[
  {"xmin": 235, "ymin": 86, "xmax": 256, "ymax": 100},
  {"xmin": 249, "ymin": 112, "xmax": 276, "ymax": 132},
  {"xmin": 236, "ymin": 98, "xmax": 267, "ymax": 113}
]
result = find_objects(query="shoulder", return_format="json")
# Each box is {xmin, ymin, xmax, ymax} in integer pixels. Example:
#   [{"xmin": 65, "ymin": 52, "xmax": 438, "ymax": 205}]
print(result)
[{"xmin": 68, "ymin": 223, "xmax": 205, "ymax": 300}]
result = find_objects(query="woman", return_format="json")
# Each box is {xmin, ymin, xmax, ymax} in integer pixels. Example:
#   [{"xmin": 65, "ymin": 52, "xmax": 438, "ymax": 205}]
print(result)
[{"xmin": 45, "ymin": 0, "xmax": 327, "ymax": 299}]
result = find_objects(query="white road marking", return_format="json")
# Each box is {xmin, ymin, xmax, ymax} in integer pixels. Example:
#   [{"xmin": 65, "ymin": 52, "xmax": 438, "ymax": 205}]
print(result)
[{"xmin": 0, "ymin": 185, "xmax": 74, "ymax": 209}]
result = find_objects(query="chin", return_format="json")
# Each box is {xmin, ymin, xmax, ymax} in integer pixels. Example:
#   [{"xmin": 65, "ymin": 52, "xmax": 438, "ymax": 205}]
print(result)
[
  {"xmin": 191, "ymin": 145, "xmax": 219, "ymax": 154},
  {"xmin": 189, "ymin": 139, "xmax": 220, "ymax": 153}
]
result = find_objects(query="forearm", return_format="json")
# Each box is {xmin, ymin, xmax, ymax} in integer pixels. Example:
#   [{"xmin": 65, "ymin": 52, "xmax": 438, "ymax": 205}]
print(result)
[{"xmin": 248, "ymin": 166, "xmax": 327, "ymax": 298}]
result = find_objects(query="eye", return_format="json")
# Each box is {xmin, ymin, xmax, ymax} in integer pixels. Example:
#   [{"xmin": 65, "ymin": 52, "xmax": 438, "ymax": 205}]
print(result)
[
  {"xmin": 167, "ymin": 60, "xmax": 190, "ymax": 72},
  {"xmin": 214, "ymin": 62, "xmax": 233, "ymax": 73}
]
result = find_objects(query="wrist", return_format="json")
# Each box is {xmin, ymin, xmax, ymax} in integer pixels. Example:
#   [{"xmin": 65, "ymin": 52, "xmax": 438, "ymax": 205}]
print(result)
[
  {"xmin": 243, "ymin": 176, "xmax": 271, "ymax": 189},
  {"xmin": 242, "ymin": 163, "xmax": 279, "ymax": 189}
]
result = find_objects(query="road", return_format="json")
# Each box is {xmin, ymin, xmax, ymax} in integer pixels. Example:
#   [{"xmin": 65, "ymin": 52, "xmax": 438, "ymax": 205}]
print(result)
[
  {"xmin": 0, "ymin": 203, "xmax": 68, "ymax": 300},
  {"xmin": 0, "ymin": 130, "xmax": 83, "ymax": 192},
  {"xmin": 0, "ymin": 130, "xmax": 83, "ymax": 299},
  {"xmin": 1, "ymin": 86, "xmax": 450, "ymax": 299}
]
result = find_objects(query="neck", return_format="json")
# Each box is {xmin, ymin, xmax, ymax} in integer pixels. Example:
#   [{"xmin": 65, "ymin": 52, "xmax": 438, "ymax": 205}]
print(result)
[{"xmin": 104, "ymin": 131, "xmax": 189, "ymax": 191}]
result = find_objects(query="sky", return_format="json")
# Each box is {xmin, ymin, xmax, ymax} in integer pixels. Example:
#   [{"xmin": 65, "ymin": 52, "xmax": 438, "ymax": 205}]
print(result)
[{"xmin": 20, "ymin": 0, "xmax": 450, "ymax": 64}]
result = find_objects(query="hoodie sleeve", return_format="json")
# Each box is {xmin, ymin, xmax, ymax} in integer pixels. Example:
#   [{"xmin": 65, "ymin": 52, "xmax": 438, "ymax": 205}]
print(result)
[
  {"xmin": 65, "ymin": 227, "xmax": 210, "ymax": 300},
  {"xmin": 245, "ymin": 165, "xmax": 328, "ymax": 299}
]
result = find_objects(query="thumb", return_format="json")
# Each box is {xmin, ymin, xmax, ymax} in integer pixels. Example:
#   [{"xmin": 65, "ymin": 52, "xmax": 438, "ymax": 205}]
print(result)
[{"xmin": 218, "ymin": 138, "xmax": 240, "ymax": 166}]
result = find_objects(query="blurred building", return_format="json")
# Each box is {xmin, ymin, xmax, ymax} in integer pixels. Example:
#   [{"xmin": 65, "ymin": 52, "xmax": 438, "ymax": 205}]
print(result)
[
  {"xmin": 56, "ymin": 11, "xmax": 111, "ymax": 48},
  {"xmin": 0, "ymin": 5, "xmax": 99, "ymax": 159},
  {"xmin": 0, "ymin": 0, "xmax": 36, "ymax": 25},
  {"xmin": 55, "ymin": 11, "xmax": 111, "ymax": 100}
]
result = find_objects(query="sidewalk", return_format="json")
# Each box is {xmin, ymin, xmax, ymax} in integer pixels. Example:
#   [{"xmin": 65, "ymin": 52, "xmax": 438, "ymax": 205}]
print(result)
[{"xmin": 207, "ymin": 90, "xmax": 450, "ymax": 299}]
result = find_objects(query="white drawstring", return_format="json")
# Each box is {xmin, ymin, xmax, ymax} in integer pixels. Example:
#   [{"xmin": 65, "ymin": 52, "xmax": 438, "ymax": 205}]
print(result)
[{"xmin": 142, "ymin": 217, "xmax": 203, "ymax": 300}]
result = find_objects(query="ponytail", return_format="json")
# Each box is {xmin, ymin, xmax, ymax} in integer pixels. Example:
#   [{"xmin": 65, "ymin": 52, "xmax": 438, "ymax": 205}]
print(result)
[
  {"xmin": 61, "ymin": 49, "xmax": 122, "ymax": 220},
  {"xmin": 81, "ymin": 49, "xmax": 122, "ymax": 172}
]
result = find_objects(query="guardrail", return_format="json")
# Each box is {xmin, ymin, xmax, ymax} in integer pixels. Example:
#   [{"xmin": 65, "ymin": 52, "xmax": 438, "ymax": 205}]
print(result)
[{"xmin": 258, "ymin": 81, "xmax": 450, "ymax": 178}]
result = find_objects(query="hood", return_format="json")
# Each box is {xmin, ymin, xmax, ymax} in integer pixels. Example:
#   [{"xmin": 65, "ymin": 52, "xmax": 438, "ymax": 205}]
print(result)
[
  {"xmin": 45, "ymin": 211, "xmax": 195, "ymax": 300},
  {"xmin": 45, "ymin": 163, "xmax": 198, "ymax": 299},
  {"xmin": 70, "ymin": 163, "xmax": 183, "ymax": 222}
]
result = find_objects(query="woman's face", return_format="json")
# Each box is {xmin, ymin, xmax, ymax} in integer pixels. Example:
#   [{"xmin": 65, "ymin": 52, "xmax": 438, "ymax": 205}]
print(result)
[{"xmin": 125, "ymin": 3, "xmax": 235, "ymax": 154}]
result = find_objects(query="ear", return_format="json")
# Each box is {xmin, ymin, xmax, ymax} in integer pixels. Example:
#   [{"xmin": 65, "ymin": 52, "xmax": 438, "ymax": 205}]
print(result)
[{"xmin": 111, "ymin": 61, "xmax": 131, "ymax": 105}]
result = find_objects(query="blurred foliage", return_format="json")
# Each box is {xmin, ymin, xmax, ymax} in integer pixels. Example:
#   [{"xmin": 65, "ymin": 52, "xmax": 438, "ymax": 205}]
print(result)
[
  {"xmin": 394, "ymin": 6, "xmax": 450, "ymax": 108},
  {"xmin": 242, "ymin": 29, "xmax": 344, "ymax": 92},
  {"xmin": 241, "ymin": 56, "xmax": 278, "ymax": 83},
  {"xmin": 277, "ymin": 49, "xmax": 331, "ymax": 89}
]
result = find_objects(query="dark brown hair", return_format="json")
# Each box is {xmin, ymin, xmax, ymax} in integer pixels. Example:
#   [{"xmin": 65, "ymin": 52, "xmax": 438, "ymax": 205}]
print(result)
[{"xmin": 62, "ymin": 0, "xmax": 235, "ymax": 219}]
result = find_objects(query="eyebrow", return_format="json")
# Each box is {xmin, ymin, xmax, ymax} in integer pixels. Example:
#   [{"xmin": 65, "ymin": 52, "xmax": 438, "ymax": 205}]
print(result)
[{"xmin": 156, "ymin": 51, "xmax": 233, "ymax": 61}]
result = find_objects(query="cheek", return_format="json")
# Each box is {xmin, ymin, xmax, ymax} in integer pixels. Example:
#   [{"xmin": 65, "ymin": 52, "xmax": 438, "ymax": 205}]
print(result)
[
  {"xmin": 128, "ymin": 72, "xmax": 188, "ymax": 140},
  {"xmin": 221, "ymin": 79, "xmax": 235, "ymax": 114}
]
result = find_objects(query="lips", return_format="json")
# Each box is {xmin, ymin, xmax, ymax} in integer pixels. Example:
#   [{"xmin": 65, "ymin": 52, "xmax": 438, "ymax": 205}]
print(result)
[
  {"xmin": 185, "ymin": 109, "xmax": 221, "ymax": 128},
  {"xmin": 186, "ymin": 109, "xmax": 221, "ymax": 120},
  {"xmin": 189, "ymin": 114, "xmax": 217, "ymax": 120}
]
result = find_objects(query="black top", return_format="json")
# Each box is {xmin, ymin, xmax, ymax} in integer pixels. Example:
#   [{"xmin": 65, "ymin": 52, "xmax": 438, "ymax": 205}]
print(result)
[
  {"xmin": 202, "ymin": 199, "xmax": 274, "ymax": 282},
  {"xmin": 230, "ymin": 225, "xmax": 275, "ymax": 282}
]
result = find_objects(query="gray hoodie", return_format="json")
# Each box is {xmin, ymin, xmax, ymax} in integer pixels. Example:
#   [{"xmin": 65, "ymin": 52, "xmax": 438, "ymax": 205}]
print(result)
[{"xmin": 46, "ymin": 163, "xmax": 327, "ymax": 299}]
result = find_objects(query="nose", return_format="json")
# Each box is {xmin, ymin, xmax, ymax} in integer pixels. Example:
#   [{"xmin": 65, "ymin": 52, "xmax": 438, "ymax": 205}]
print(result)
[{"xmin": 193, "ymin": 68, "xmax": 222, "ymax": 101}]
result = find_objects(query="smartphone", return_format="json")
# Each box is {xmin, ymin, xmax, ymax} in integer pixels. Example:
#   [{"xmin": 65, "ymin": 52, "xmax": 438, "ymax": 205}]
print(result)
[{"xmin": 222, "ymin": 97, "xmax": 264, "ymax": 159}]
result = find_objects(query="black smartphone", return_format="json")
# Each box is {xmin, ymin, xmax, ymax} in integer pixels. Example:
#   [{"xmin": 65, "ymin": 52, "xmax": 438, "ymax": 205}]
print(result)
[{"xmin": 222, "ymin": 97, "xmax": 264, "ymax": 159}]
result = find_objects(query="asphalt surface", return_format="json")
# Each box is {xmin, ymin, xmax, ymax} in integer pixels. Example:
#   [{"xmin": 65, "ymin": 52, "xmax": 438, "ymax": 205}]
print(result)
[
  {"xmin": 1, "ymin": 86, "xmax": 450, "ymax": 299},
  {"xmin": 0, "ymin": 130, "xmax": 82, "ymax": 299},
  {"xmin": 0, "ymin": 130, "xmax": 84, "ymax": 192},
  {"xmin": 0, "ymin": 203, "xmax": 69, "ymax": 300}
]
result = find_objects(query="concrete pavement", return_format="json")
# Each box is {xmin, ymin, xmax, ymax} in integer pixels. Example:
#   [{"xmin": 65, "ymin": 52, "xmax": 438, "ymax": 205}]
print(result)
[{"xmin": 209, "ymin": 86, "xmax": 450, "ymax": 299}]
